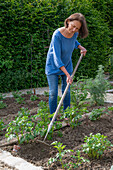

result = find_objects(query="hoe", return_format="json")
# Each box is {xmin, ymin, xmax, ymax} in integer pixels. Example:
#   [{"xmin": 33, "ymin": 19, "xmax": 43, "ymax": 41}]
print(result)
[{"xmin": 38, "ymin": 53, "xmax": 84, "ymax": 146}]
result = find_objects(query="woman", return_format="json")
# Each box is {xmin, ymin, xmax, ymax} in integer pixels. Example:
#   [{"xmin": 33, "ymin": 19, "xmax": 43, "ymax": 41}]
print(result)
[{"xmin": 45, "ymin": 13, "xmax": 88, "ymax": 117}]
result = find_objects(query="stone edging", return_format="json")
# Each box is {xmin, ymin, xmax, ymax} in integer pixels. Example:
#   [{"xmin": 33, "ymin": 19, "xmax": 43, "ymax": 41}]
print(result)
[{"xmin": 0, "ymin": 149, "xmax": 43, "ymax": 170}]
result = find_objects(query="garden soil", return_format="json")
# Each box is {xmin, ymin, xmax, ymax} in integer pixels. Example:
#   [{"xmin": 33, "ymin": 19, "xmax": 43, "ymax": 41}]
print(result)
[{"xmin": 0, "ymin": 93, "xmax": 113, "ymax": 170}]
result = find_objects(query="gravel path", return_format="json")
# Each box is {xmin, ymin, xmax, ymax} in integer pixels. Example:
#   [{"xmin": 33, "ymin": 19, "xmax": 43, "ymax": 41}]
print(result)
[{"xmin": 3, "ymin": 85, "xmax": 113, "ymax": 103}]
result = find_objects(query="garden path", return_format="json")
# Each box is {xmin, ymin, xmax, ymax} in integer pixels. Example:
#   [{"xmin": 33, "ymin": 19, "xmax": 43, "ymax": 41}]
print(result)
[{"xmin": 3, "ymin": 83, "xmax": 113, "ymax": 103}]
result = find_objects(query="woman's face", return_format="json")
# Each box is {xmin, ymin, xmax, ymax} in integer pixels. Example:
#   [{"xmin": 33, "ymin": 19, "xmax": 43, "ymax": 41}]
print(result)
[{"xmin": 67, "ymin": 20, "xmax": 81, "ymax": 34}]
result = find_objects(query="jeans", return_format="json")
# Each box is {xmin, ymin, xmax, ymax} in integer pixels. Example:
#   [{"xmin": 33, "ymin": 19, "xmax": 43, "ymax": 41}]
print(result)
[{"xmin": 47, "ymin": 74, "xmax": 70, "ymax": 115}]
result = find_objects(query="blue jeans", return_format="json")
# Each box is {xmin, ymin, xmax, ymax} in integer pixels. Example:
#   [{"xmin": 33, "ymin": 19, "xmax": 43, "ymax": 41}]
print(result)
[{"xmin": 47, "ymin": 74, "xmax": 70, "ymax": 115}]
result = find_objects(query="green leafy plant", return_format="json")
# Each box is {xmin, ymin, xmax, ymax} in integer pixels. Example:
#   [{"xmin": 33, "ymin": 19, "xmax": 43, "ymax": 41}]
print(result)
[
  {"xmin": 48, "ymin": 141, "xmax": 73, "ymax": 169},
  {"xmin": 61, "ymin": 106, "xmax": 88, "ymax": 128},
  {"xmin": 0, "ymin": 118, "xmax": 6, "ymax": 134},
  {"xmin": 82, "ymin": 133, "xmax": 113, "ymax": 159},
  {"xmin": 12, "ymin": 91, "xmax": 25, "ymax": 104},
  {"xmin": 71, "ymin": 77, "xmax": 89, "ymax": 107},
  {"xmin": 89, "ymin": 107, "xmax": 107, "ymax": 121},
  {"xmin": 26, "ymin": 90, "xmax": 33, "ymax": 94},
  {"xmin": 0, "ymin": 101, "xmax": 7, "ymax": 109},
  {"xmin": 15, "ymin": 96, "xmax": 25, "ymax": 104},
  {"xmin": 48, "ymin": 141, "xmax": 89, "ymax": 170},
  {"xmin": 5, "ymin": 100, "xmax": 63, "ymax": 144},
  {"xmin": 33, "ymin": 100, "xmax": 62, "ymax": 140},
  {"xmin": 68, "ymin": 150, "xmax": 90, "ymax": 169},
  {"xmin": 30, "ymin": 95, "xmax": 39, "ymax": 101},
  {"xmin": 0, "ymin": 93, "xmax": 6, "ymax": 100},
  {"xmin": 87, "ymin": 65, "xmax": 110, "ymax": 105},
  {"xmin": 44, "ymin": 91, "xmax": 49, "ymax": 97},
  {"xmin": 108, "ymin": 106, "xmax": 113, "ymax": 113},
  {"xmin": 5, "ymin": 107, "xmax": 35, "ymax": 144},
  {"xmin": 12, "ymin": 91, "xmax": 22, "ymax": 98}
]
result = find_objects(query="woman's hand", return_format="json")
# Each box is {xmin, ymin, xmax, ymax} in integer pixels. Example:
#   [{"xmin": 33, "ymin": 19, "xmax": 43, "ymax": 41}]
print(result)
[
  {"xmin": 81, "ymin": 48, "xmax": 87, "ymax": 56},
  {"xmin": 78, "ymin": 45, "xmax": 87, "ymax": 56},
  {"xmin": 60, "ymin": 66, "xmax": 73, "ymax": 84},
  {"xmin": 66, "ymin": 74, "xmax": 73, "ymax": 84}
]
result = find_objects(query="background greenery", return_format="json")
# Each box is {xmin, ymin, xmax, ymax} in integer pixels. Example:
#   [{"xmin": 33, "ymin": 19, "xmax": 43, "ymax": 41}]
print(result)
[{"xmin": 0, "ymin": 0, "xmax": 113, "ymax": 92}]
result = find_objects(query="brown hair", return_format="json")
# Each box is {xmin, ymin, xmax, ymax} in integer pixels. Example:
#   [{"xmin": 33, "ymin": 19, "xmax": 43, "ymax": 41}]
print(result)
[{"xmin": 64, "ymin": 13, "xmax": 88, "ymax": 38}]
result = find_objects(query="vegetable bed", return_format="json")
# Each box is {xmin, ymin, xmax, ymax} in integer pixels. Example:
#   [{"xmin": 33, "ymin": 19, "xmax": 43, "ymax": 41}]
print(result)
[{"xmin": 0, "ymin": 92, "xmax": 113, "ymax": 170}]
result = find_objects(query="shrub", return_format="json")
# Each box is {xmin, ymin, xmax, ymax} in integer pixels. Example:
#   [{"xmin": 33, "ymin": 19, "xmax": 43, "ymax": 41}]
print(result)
[{"xmin": 86, "ymin": 65, "xmax": 109, "ymax": 105}]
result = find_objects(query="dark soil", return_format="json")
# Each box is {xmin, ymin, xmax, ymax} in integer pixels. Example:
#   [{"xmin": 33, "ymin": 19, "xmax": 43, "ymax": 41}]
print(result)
[{"xmin": 0, "ymin": 93, "xmax": 113, "ymax": 170}]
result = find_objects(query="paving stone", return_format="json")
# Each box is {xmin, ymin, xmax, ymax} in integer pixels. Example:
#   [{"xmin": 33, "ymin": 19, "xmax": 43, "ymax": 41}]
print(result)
[
  {"xmin": 15, "ymin": 162, "xmax": 43, "ymax": 170},
  {"xmin": 0, "ymin": 149, "xmax": 43, "ymax": 170}
]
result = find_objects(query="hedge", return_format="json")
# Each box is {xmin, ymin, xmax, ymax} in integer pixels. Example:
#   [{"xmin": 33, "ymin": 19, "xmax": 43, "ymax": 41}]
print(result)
[{"xmin": 0, "ymin": 0, "xmax": 112, "ymax": 92}]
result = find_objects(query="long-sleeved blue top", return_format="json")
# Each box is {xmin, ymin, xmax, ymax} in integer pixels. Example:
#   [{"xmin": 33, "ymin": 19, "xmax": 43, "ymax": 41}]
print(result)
[{"xmin": 45, "ymin": 29, "xmax": 80, "ymax": 75}]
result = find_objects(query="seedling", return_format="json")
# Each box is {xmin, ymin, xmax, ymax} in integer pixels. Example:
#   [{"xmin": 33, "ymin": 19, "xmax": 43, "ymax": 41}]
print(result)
[
  {"xmin": 48, "ymin": 141, "xmax": 89, "ymax": 170},
  {"xmin": 26, "ymin": 90, "xmax": 33, "ymax": 94},
  {"xmin": 0, "ymin": 101, "xmax": 7, "ymax": 109},
  {"xmin": 5, "ymin": 100, "xmax": 63, "ymax": 144},
  {"xmin": 0, "ymin": 118, "xmax": 6, "ymax": 134},
  {"xmin": 33, "ymin": 101, "xmax": 62, "ymax": 140},
  {"xmin": 12, "ymin": 91, "xmax": 22, "ymax": 98},
  {"xmin": 5, "ymin": 108, "xmax": 35, "ymax": 144},
  {"xmin": 108, "ymin": 106, "xmax": 113, "ymax": 113},
  {"xmin": 30, "ymin": 95, "xmax": 39, "ymax": 101},
  {"xmin": 48, "ymin": 141, "xmax": 73, "ymax": 169},
  {"xmin": 67, "ymin": 150, "xmax": 89, "ymax": 169},
  {"xmin": 0, "ymin": 93, "xmax": 6, "ymax": 100},
  {"xmin": 71, "ymin": 78, "xmax": 89, "ymax": 107},
  {"xmin": 82, "ymin": 133, "xmax": 113, "ymax": 159},
  {"xmin": 12, "ymin": 91, "xmax": 25, "ymax": 104},
  {"xmin": 60, "ymin": 106, "xmax": 88, "ymax": 128},
  {"xmin": 89, "ymin": 107, "xmax": 107, "ymax": 121},
  {"xmin": 15, "ymin": 96, "xmax": 25, "ymax": 104},
  {"xmin": 44, "ymin": 91, "xmax": 49, "ymax": 97}
]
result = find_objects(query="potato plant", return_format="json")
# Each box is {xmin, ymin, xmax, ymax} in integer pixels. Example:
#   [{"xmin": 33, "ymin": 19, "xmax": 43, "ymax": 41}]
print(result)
[
  {"xmin": 5, "ymin": 101, "xmax": 62, "ymax": 144},
  {"xmin": 89, "ymin": 107, "xmax": 108, "ymax": 121},
  {"xmin": 82, "ymin": 133, "xmax": 113, "ymax": 159}
]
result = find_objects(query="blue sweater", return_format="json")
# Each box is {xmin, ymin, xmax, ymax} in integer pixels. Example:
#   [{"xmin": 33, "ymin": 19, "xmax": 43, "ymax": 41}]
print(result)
[{"xmin": 45, "ymin": 29, "xmax": 80, "ymax": 75}]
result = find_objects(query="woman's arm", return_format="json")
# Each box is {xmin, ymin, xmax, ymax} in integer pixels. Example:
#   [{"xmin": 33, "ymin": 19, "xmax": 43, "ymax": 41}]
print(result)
[
  {"xmin": 78, "ymin": 44, "xmax": 87, "ymax": 56},
  {"xmin": 60, "ymin": 66, "xmax": 73, "ymax": 84}
]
